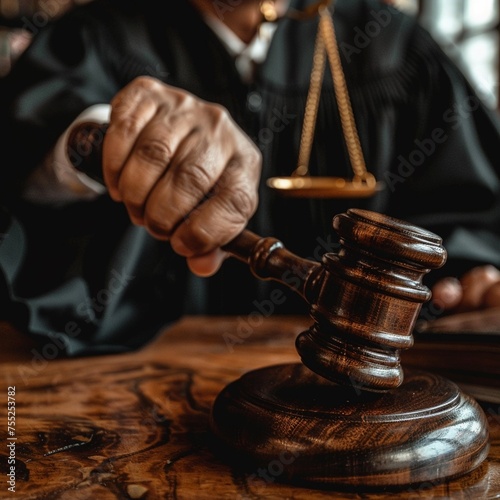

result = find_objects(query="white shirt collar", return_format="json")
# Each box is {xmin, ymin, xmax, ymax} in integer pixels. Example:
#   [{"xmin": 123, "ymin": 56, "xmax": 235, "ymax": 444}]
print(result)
[{"xmin": 203, "ymin": 15, "xmax": 278, "ymax": 82}]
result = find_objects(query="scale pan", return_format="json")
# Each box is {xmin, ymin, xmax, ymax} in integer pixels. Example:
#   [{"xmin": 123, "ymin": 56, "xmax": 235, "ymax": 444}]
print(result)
[{"xmin": 266, "ymin": 176, "xmax": 383, "ymax": 198}]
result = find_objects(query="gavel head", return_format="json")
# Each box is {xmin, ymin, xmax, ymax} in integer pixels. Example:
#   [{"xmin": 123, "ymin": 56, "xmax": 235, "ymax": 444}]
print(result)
[{"xmin": 297, "ymin": 208, "xmax": 447, "ymax": 393}]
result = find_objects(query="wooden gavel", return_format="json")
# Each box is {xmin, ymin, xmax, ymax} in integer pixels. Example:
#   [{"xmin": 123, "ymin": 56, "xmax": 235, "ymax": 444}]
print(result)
[{"xmin": 68, "ymin": 122, "xmax": 447, "ymax": 392}]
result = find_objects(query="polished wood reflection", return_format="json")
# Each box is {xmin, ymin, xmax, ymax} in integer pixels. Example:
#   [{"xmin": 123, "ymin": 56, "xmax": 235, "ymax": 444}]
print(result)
[{"xmin": 0, "ymin": 316, "xmax": 498, "ymax": 499}]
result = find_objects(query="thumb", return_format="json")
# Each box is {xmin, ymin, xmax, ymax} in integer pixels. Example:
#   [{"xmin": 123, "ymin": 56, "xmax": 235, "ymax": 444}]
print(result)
[{"xmin": 187, "ymin": 248, "xmax": 228, "ymax": 277}]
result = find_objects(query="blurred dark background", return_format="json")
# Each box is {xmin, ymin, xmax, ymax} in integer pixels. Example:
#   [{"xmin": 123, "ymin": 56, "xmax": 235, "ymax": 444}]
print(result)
[{"xmin": 0, "ymin": 0, "xmax": 498, "ymax": 109}]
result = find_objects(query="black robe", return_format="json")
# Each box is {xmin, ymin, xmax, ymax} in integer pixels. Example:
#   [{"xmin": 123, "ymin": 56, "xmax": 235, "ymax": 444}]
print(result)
[{"xmin": 1, "ymin": 0, "xmax": 500, "ymax": 354}]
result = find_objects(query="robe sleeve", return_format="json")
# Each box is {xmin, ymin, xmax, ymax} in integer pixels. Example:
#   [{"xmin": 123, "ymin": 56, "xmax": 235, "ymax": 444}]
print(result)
[
  {"xmin": 0, "ymin": 2, "xmax": 148, "ymax": 202},
  {"xmin": 0, "ymin": 4, "xmax": 185, "ymax": 355}
]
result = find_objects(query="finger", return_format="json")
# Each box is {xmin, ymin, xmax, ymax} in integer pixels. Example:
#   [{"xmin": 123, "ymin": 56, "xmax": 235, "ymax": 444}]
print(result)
[
  {"xmin": 170, "ymin": 148, "xmax": 260, "ymax": 257},
  {"xmin": 142, "ymin": 131, "xmax": 229, "ymax": 239},
  {"xmin": 484, "ymin": 281, "xmax": 500, "ymax": 308},
  {"xmin": 187, "ymin": 248, "xmax": 228, "ymax": 277},
  {"xmin": 103, "ymin": 77, "xmax": 163, "ymax": 201},
  {"xmin": 458, "ymin": 265, "xmax": 500, "ymax": 311},
  {"xmin": 117, "ymin": 113, "xmax": 195, "ymax": 225},
  {"xmin": 431, "ymin": 277, "xmax": 463, "ymax": 311}
]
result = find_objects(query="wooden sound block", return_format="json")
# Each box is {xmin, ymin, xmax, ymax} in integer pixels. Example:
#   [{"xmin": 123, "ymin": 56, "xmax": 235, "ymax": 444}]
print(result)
[{"xmin": 210, "ymin": 363, "xmax": 490, "ymax": 489}]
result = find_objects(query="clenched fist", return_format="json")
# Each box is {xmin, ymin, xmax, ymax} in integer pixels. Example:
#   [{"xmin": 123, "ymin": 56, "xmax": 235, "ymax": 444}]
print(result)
[{"xmin": 102, "ymin": 76, "xmax": 262, "ymax": 276}]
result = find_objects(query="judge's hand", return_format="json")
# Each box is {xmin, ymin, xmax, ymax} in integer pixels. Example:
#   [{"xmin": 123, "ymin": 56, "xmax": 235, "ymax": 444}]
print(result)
[
  {"xmin": 431, "ymin": 265, "xmax": 500, "ymax": 311},
  {"xmin": 102, "ymin": 76, "xmax": 261, "ymax": 277},
  {"xmin": 419, "ymin": 265, "xmax": 500, "ymax": 332}
]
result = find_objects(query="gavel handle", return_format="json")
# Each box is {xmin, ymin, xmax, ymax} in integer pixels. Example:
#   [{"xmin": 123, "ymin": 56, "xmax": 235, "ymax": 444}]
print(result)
[{"xmin": 67, "ymin": 121, "xmax": 323, "ymax": 303}]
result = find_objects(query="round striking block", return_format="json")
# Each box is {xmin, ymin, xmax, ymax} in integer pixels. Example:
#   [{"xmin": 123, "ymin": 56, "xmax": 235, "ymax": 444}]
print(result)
[{"xmin": 210, "ymin": 363, "xmax": 490, "ymax": 488}]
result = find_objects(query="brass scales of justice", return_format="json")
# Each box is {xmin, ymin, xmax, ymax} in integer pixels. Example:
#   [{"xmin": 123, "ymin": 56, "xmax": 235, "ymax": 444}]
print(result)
[
  {"xmin": 265, "ymin": 0, "xmax": 383, "ymax": 198},
  {"xmin": 66, "ymin": 0, "xmax": 490, "ymax": 491}
]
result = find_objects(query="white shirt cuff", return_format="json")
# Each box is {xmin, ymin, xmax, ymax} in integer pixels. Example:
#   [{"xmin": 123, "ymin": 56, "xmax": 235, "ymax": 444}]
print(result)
[{"xmin": 22, "ymin": 104, "xmax": 111, "ymax": 205}]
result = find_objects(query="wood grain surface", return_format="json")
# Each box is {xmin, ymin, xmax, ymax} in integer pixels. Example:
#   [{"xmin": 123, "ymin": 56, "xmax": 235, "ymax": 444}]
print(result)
[{"xmin": 0, "ymin": 315, "xmax": 499, "ymax": 499}]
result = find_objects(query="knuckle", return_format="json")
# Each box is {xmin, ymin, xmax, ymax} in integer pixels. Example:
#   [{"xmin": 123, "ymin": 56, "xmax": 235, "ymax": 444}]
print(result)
[
  {"xmin": 176, "ymin": 91, "xmax": 196, "ymax": 108},
  {"xmin": 131, "ymin": 75, "xmax": 162, "ymax": 92},
  {"xmin": 121, "ymin": 190, "xmax": 144, "ymax": 213},
  {"xmin": 210, "ymin": 102, "xmax": 228, "ymax": 118},
  {"xmin": 484, "ymin": 281, "xmax": 500, "ymax": 307},
  {"xmin": 135, "ymin": 138, "xmax": 172, "ymax": 167},
  {"xmin": 247, "ymin": 143, "xmax": 263, "ymax": 168},
  {"xmin": 112, "ymin": 116, "xmax": 145, "ymax": 138},
  {"xmin": 223, "ymin": 185, "xmax": 258, "ymax": 221},
  {"xmin": 186, "ymin": 221, "xmax": 215, "ymax": 250},
  {"xmin": 482, "ymin": 265, "xmax": 500, "ymax": 279},
  {"xmin": 463, "ymin": 265, "xmax": 500, "ymax": 285},
  {"xmin": 124, "ymin": 75, "xmax": 162, "ymax": 97},
  {"xmin": 118, "ymin": 177, "xmax": 146, "ymax": 211},
  {"xmin": 206, "ymin": 102, "xmax": 231, "ymax": 129},
  {"xmin": 142, "ymin": 193, "xmax": 177, "ymax": 238},
  {"xmin": 111, "ymin": 76, "xmax": 163, "ymax": 117},
  {"xmin": 173, "ymin": 163, "xmax": 212, "ymax": 199},
  {"xmin": 236, "ymin": 145, "xmax": 263, "ymax": 180},
  {"xmin": 144, "ymin": 211, "xmax": 173, "ymax": 238}
]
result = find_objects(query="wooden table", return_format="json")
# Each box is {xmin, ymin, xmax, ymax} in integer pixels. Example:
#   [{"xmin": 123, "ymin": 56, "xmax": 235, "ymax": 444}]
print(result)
[{"xmin": 1, "ymin": 316, "xmax": 499, "ymax": 499}]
